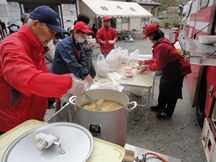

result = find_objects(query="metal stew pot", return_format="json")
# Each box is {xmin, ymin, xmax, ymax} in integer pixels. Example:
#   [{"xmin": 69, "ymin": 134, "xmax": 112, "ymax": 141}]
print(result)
[{"xmin": 69, "ymin": 89, "xmax": 137, "ymax": 147}]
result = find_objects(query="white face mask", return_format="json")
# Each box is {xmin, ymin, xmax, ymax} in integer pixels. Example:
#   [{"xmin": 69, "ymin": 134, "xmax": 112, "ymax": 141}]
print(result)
[
  {"xmin": 76, "ymin": 36, "xmax": 85, "ymax": 43},
  {"xmin": 10, "ymin": 26, "xmax": 18, "ymax": 32}
]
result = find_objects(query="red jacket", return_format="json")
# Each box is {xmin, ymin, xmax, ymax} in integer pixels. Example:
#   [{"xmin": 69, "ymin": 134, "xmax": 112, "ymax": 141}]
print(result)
[
  {"xmin": 144, "ymin": 38, "xmax": 180, "ymax": 71},
  {"xmin": 0, "ymin": 25, "xmax": 72, "ymax": 132},
  {"xmin": 96, "ymin": 26, "xmax": 118, "ymax": 54}
]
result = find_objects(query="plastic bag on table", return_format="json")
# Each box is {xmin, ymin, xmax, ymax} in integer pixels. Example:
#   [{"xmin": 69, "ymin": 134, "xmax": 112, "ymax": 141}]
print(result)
[
  {"xmin": 115, "ymin": 47, "xmax": 123, "ymax": 67},
  {"xmin": 121, "ymin": 49, "xmax": 129, "ymax": 64},
  {"xmin": 96, "ymin": 54, "xmax": 109, "ymax": 77},
  {"xmin": 128, "ymin": 49, "xmax": 139, "ymax": 64},
  {"xmin": 106, "ymin": 49, "xmax": 117, "ymax": 72}
]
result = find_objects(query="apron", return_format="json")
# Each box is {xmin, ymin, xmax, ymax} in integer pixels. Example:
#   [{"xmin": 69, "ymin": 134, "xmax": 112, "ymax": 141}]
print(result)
[{"xmin": 159, "ymin": 59, "xmax": 183, "ymax": 99}]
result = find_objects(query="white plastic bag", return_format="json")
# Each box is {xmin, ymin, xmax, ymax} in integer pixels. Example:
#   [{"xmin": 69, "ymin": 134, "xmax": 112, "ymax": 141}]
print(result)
[
  {"xmin": 106, "ymin": 49, "xmax": 117, "ymax": 72},
  {"xmin": 128, "ymin": 49, "xmax": 139, "ymax": 64},
  {"xmin": 127, "ymin": 87, "xmax": 146, "ymax": 96},
  {"xmin": 96, "ymin": 54, "xmax": 109, "ymax": 77},
  {"xmin": 121, "ymin": 49, "xmax": 129, "ymax": 64},
  {"xmin": 115, "ymin": 47, "xmax": 123, "ymax": 67}
]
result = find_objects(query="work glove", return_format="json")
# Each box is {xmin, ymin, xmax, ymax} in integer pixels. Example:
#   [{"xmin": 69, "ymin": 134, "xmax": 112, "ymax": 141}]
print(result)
[
  {"xmin": 84, "ymin": 74, "xmax": 94, "ymax": 90},
  {"xmin": 139, "ymin": 65, "xmax": 149, "ymax": 73},
  {"xmin": 68, "ymin": 74, "xmax": 85, "ymax": 95},
  {"xmin": 138, "ymin": 60, "xmax": 145, "ymax": 66}
]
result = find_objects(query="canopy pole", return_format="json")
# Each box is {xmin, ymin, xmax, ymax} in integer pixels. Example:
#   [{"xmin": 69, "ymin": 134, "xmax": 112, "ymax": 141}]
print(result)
[
  {"xmin": 128, "ymin": 17, "xmax": 130, "ymax": 31},
  {"xmin": 121, "ymin": 18, "xmax": 122, "ymax": 31},
  {"xmin": 76, "ymin": 0, "xmax": 80, "ymax": 15}
]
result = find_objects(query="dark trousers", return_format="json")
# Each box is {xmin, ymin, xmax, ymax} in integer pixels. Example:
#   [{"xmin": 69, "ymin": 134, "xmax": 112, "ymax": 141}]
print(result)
[
  {"xmin": 55, "ymin": 101, "xmax": 61, "ymax": 112},
  {"xmin": 158, "ymin": 93, "xmax": 178, "ymax": 116}
]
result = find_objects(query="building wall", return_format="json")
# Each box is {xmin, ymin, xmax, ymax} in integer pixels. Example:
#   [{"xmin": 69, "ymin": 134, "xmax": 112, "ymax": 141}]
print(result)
[
  {"xmin": 139, "ymin": 5, "xmax": 152, "ymax": 13},
  {"xmin": 0, "ymin": 2, "xmax": 21, "ymax": 34},
  {"xmin": 0, "ymin": 2, "xmax": 77, "ymax": 33},
  {"xmin": 0, "ymin": 2, "xmax": 21, "ymax": 24}
]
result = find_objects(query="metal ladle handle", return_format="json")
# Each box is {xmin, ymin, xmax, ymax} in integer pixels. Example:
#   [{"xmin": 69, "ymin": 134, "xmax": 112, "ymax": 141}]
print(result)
[
  {"xmin": 84, "ymin": 94, "xmax": 104, "ymax": 111},
  {"xmin": 85, "ymin": 94, "xmax": 100, "ymax": 107}
]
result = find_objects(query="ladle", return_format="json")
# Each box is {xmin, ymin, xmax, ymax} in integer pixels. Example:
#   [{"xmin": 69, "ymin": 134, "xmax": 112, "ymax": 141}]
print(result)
[{"xmin": 84, "ymin": 94, "xmax": 104, "ymax": 111}]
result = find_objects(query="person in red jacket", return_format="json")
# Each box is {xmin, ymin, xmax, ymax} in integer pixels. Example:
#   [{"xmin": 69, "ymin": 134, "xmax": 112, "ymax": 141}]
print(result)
[
  {"xmin": 0, "ymin": 6, "xmax": 85, "ymax": 134},
  {"xmin": 139, "ymin": 24, "xmax": 190, "ymax": 119},
  {"xmin": 96, "ymin": 16, "xmax": 118, "ymax": 56}
]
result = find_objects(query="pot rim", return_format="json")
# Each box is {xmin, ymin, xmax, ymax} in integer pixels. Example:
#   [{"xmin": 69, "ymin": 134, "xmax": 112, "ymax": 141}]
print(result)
[{"xmin": 74, "ymin": 89, "xmax": 130, "ymax": 112}]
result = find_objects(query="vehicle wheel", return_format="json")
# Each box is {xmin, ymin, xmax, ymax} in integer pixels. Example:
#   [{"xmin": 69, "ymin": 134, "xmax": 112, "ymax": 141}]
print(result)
[{"xmin": 196, "ymin": 77, "xmax": 206, "ymax": 127}]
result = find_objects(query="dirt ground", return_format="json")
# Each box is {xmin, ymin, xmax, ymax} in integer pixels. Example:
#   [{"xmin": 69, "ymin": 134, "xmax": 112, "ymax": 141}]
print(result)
[{"xmin": 45, "ymin": 29, "xmax": 207, "ymax": 162}]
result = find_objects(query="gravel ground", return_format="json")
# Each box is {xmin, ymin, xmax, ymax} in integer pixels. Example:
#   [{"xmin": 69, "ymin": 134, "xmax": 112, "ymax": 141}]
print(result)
[
  {"xmin": 45, "ymin": 29, "xmax": 206, "ymax": 162},
  {"xmin": 124, "ymin": 77, "xmax": 206, "ymax": 162}
]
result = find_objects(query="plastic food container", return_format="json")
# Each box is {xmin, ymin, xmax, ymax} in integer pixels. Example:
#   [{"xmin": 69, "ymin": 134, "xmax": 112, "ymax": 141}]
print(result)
[
  {"xmin": 136, "ymin": 66, "xmax": 143, "ymax": 73},
  {"xmin": 104, "ymin": 85, "xmax": 116, "ymax": 90},
  {"xmin": 97, "ymin": 79, "xmax": 109, "ymax": 88},
  {"xmin": 108, "ymin": 81, "xmax": 119, "ymax": 89},
  {"xmin": 108, "ymin": 40, "xmax": 115, "ymax": 44},
  {"xmin": 123, "ymin": 67, "xmax": 134, "ymax": 77}
]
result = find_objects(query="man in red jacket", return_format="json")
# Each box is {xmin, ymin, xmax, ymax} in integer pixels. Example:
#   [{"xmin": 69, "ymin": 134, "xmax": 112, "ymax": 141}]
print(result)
[
  {"xmin": 0, "ymin": 6, "xmax": 85, "ymax": 134},
  {"xmin": 96, "ymin": 16, "xmax": 118, "ymax": 56}
]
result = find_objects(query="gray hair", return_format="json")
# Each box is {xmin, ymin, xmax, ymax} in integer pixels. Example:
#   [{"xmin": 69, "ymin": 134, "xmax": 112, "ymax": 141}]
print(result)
[
  {"xmin": 27, "ymin": 18, "xmax": 34, "ymax": 26},
  {"xmin": 28, "ymin": 18, "xmax": 46, "ymax": 26},
  {"xmin": 21, "ymin": 13, "xmax": 29, "ymax": 23}
]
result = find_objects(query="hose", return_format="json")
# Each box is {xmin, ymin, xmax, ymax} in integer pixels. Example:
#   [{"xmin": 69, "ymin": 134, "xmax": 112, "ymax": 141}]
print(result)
[{"xmin": 143, "ymin": 152, "xmax": 168, "ymax": 162}]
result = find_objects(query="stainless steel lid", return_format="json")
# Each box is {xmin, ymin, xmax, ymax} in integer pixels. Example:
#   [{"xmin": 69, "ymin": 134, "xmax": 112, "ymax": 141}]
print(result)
[{"xmin": 2, "ymin": 122, "xmax": 93, "ymax": 162}]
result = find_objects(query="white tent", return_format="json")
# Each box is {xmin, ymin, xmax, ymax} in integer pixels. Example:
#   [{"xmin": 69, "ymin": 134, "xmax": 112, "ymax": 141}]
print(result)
[{"xmin": 81, "ymin": 0, "xmax": 153, "ymax": 18}]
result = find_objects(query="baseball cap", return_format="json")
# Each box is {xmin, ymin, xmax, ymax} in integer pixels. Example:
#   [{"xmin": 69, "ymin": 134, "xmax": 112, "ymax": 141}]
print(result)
[
  {"xmin": 142, "ymin": 24, "xmax": 159, "ymax": 39},
  {"xmin": 103, "ymin": 16, "xmax": 111, "ymax": 22},
  {"xmin": 29, "ymin": 6, "xmax": 67, "ymax": 33},
  {"xmin": 7, "ymin": 20, "xmax": 18, "ymax": 27},
  {"xmin": 73, "ymin": 22, "xmax": 93, "ymax": 34}
]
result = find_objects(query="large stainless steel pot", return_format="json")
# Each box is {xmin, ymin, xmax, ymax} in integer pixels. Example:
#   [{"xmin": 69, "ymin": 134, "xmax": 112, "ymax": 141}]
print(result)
[{"xmin": 69, "ymin": 89, "xmax": 137, "ymax": 147}]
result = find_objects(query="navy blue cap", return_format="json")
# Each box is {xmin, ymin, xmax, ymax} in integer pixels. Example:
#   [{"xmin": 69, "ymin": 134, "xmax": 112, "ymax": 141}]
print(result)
[{"xmin": 29, "ymin": 6, "xmax": 67, "ymax": 33}]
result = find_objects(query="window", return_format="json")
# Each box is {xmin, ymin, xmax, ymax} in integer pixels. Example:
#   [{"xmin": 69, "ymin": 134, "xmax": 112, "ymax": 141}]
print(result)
[{"xmin": 200, "ymin": 0, "xmax": 209, "ymax": 9}]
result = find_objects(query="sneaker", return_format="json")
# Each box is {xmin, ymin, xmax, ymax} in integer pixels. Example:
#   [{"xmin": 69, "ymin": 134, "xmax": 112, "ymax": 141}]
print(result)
[
  {"xmin": 156, "ymin": 112, "xmax": 172, "ymax": 119},
  {"xmin": 150, "ymin": 105, "xmax": 164, "ymax": 112}
]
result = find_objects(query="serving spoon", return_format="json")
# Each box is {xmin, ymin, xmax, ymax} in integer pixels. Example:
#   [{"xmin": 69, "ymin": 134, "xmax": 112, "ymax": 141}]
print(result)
[{"xmin": 84, "ymin": 94, "xmax": 104, "ymax": 111}]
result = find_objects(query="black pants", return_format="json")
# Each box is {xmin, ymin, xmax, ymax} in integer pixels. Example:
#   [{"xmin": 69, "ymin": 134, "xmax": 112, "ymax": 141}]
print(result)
[
  {"xmin": 55, "ymin": 101, "xmax": 61, "ymax": 112},
  {"xmin": 158, "ymin": 93, "xmax": 178, "ymax": 116},
  {"xmin": 86, "ymin": 56, "xmax": 96, "ymax": 78},
  {"xmin": 157, "ymin": 59, "xmax": 184, "ymax": 116},
  {"xmin": 55, "ymin": 101, "xmax": 67, "ymax": 112}
]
